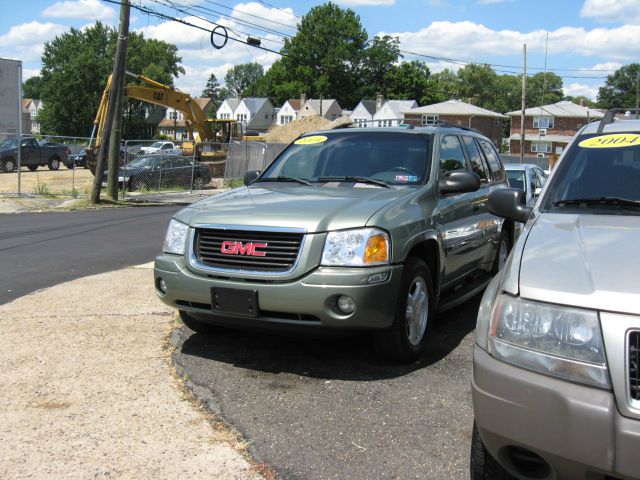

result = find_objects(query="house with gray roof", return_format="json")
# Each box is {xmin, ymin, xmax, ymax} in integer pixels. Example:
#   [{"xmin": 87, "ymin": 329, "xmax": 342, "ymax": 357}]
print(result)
[
  {"xmin": 506, "ymin": 100, "xmax": 603, "ymax": 160},
  {"xmin": 298, "ymin": 98, "xmax": 342, "ymax": 121},
  {"xmin": 404, "ymin": 99, "xmax": 508, "ymax": 146},
  {"xmin": 373, "ymin": 99, "xmax": 417, "ymax": 127},
  {"xmin": 216, "ymin": 98, "xmax": 241, "ymax": 120},
  {"xmin": 233, "ymin": 98, "xmax": 275, "ymax": 132}
]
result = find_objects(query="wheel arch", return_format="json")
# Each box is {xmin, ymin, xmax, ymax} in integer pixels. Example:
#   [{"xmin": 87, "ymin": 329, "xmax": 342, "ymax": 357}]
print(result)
[{"xmin": 402, "ymin": 234, "xmax": 443, "ymax": 299}]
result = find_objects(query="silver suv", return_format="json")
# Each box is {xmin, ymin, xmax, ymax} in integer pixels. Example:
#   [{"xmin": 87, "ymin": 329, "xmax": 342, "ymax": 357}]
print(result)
[{"xmin": 471, "ymin": 110, "xmax": 640, "ymax": 480}]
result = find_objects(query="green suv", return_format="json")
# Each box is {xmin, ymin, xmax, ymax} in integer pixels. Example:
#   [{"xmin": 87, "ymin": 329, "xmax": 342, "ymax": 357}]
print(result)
[{"xmin": 155, "ymin": 126, "xmax": 511, "ymax": 362}]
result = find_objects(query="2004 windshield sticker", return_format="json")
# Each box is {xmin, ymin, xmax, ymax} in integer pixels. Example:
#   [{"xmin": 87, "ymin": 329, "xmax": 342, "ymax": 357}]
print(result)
[
  {"xmin": 579, "ymin": 133, "xmax": 640, "ymax": 148},
  {"xmin": 294, "ymin": 135, "xmax": 328, "ymax": 145}
]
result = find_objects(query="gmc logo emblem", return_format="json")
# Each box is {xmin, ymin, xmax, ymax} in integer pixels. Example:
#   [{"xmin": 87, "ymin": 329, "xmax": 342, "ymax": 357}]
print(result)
[{"xmin": 220, "ymin": 241, "xmax": 268, "ymax": 257}]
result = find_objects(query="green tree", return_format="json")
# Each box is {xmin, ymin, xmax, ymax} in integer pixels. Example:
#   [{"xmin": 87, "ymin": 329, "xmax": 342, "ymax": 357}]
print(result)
[
  {"xmin": 457, "ymin": 64, "xmax": 501, "ymax": 110},
  {"xmin": 36, "ymin": 22, "xmax": 182, "ymax": 138},
  {"xmin": 526, "ymin": 71, "xmax": 563, "ymax": 107},
  {"xmin": 23, "ymin": 76, "xmax": 45, "ymax": 99},
  {"xmin": 384, "ymin": 61, "xmax": 433, "ymax": 104},
  {"xmin": 359, "ymin": 35, "xmax": 402, "ymax": 98},
  {"xmin": 597, "ymin": 63, "xmax": 640, "ymax": 109},
  {"xmin": 224, "ymin": 62, "xmax": 264, "ymax": 98},
  {"xmin": 427, "ymin": 69, "xmax": 460, "ymax": 103},
  {"xmin": 564, "ymin": 95, "xmax": 598, "ymax": 108}
]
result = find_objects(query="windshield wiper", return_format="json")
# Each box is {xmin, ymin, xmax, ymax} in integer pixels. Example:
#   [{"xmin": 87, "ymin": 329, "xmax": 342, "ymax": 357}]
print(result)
[
  {"xmin": 553, "ymin": 197, "xmax": 640, "ymax": 208},
  {"xmin": 255, "ymin": 176, "xmax": 312, "ymax": 186},
  {"xmin": 317, "ymin": 176, "xmax": 390, "ymax": 188}
]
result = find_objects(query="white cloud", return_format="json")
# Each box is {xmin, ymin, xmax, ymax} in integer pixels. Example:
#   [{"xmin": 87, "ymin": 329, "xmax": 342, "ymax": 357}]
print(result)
[
  {"xmin": 580, "ymin": 0, "xmax": 640, "ymax": 24},
  {"xmin": 478, "ymin": 0, "xmax": 510, "ymax": 4},
  {"xmin": 563, "ymin": 83, "xmax": 599, "ymax": 100},
  {"xmin": 582, "ymin": 61, "xmax": 622, "ymax": 73},
  {"xmin": 42, "ymin": 0, "xmax": 115, "ymax": 21},
  {"xmin": 381, "ymin": 21, "xmax": 640, "ymax": 63},
  {"xmin": 22, "ymin": 68, "xmax": 41, "ymax": 80},
  {"xmin": 0, "ymin": 21, "xmax": 67, "ymax": 62},
  {"xmin": 231, "ymin": 2, "xmax": 297, "ymax": 29},
  {"xmin": 335, "ymin": 0, "xmax": 395, "ymax": 5}
]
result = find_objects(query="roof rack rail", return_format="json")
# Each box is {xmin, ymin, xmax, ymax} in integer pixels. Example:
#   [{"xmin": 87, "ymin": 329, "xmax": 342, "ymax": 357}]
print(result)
[{"xmin": 596, "ymin": 108, "xmax": 640, "ymax": 134}]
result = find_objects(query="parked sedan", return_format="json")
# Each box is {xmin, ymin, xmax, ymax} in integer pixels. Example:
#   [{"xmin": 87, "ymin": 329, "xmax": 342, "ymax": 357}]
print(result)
[
  {"xmin": 64, "ymin": 148, "xmax": 88, "ymax": 169},
  {"xmin": 504, "ymin": 163, "xmax": 547, "ymax": 207},
  {"xmin": 103, "ymin": 154, "xmax": 211, "ymax": 191}
]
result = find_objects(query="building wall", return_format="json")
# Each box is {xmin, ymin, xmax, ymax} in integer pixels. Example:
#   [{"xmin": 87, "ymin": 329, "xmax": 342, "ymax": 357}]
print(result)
[
  {"xmin": 277, "ymin": 101, "xmax": 298, "ymax": 125},
  {"xmin": 403, "ymin": 113, "xmax": 504, "ymax": 146},
  {"xmin": 0, "ymin": 58, "xmax": 22, "ymax": 137},
  {"xmin": 509, "ymin": 115, "xmax": 590, "ymax": 137},
  {"xmin": 299, "ymin": 100, "xmax": 342, "ymax": 120},
  {"xmin": 246, "ymin": 100, "xmax": 275, "ymax": 131}
]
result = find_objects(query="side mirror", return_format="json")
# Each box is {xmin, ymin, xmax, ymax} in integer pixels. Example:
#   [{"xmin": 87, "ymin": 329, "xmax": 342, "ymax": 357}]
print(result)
[
  {"xmin": 244, "ymin": 170, "xmax": 260, "ymax": 185},
  {"xmin": 488, "ymin": 188, "xmax": 532, "ymax": 224},
  {"xmin": 439, "ymin": 171, "xmax": 481, "ymax": 194},
  {"xmin": 533, "ymin": 187, "xmax": 542, "ymax": 197}
]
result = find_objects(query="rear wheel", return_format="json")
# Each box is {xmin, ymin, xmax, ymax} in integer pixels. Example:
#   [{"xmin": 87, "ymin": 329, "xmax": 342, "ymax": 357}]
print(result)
[
  {"xmin": 193, "ymin": 176, "xmax": 206, "ymax": 190},
  {"xmin": 470, "ymin": 422, "xmax": 516, "ymax": 480},
  {"xmin": 129, "ymin": 177, "xmax": 147, "ymax": 191},
  {"xmin": 372, "ymin": 257, "xmax": 433, "ymax": 362},
  {"xmin": 48, "ymin": 157, "xmax": 60, "ymax": 170},
  {"xmin": 3, "ymin": 159, "xmax": 16, "ymax": 172},
  {"xmin": 179, "ymin": 310, "xmax": 225, "ymax": 335}
]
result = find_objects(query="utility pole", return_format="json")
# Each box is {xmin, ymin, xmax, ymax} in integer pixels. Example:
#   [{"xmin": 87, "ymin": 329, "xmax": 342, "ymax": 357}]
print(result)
[
  {"xmin": 90, "ymin": 0, "xmax": 130, "ymax": 203},
  {"xmin": 520, "ymin": 44, "xmax": 527, "ymax": 164},
  {"xmin": 635, "ymin": 72, "xmax": 639, "ymax": 119}
]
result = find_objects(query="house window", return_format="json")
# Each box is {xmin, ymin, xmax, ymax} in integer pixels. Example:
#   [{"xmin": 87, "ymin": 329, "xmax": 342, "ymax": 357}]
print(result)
[
  {"xmin": 280, "ymin": 115, "xmax": 293, "ymax": 124},
  {"xmin": 533, "ymin": 116, "xmax": 554, "ymax": 129},
  {"xmin": 531, "ymin": 141, "xmax": 552, "ymax": 153},
  {"xmin": 421, "ymin": 115, "xmax": 438, "ymax": 126},
  {"xmin": 237, "ymin": 114, "xmax": 247, "ymax": 122}
]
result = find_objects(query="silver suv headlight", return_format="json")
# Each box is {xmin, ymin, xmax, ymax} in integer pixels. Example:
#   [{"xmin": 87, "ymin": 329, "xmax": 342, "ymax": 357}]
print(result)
[
  {"xmin": 162, "ymin": 219, "xmax": 189, "ymax": 255},
  {"xmin": 480, "ymin": 294, "xmax": 610, "ymax": 389},
  {"xmin": 321, "ymin": 228, "xmax": 390, "ymax": 266}
]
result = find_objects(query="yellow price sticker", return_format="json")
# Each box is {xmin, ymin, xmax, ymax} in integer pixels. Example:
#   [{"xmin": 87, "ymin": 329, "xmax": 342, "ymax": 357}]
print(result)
[
  {"xmin": 578, "ymin": 133, "xmax": 640, "ymax": 149},
  {"xmin": 294, "ymin": 135, "xmax": 328, "ymax": 145}
]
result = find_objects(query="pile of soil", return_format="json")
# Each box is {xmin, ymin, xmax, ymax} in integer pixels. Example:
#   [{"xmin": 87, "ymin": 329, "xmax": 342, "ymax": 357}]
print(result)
[{"xmin": 265, "ymin": 115, "xmax": 353, "ymax": 144}]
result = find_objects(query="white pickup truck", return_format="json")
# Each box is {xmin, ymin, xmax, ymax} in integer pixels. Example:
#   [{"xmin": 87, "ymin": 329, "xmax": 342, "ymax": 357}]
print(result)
[{"xmin": 139, "ymin": 141, "xmax": 182, "ymax": 155}]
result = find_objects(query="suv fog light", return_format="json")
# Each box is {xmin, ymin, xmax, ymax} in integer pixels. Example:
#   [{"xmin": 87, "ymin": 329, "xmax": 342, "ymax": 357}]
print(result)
[
  {"xmin": 337, "ymin": 295, "xmax": 356, "ymax": 314},
  {"xmin": 157, "ymin": 278, "xmax": 167, "ymax": 294}
]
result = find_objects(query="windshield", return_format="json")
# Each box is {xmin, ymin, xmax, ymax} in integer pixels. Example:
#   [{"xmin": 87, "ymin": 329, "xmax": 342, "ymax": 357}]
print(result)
[
  {"xmin": 149, "ymin": 142, "xmax": 164, "ymax": 148},
  {"xmin": 542, "ymin": 132, "xmax": 640, "ymax": 213},
  {"xmin": 127, "ymin": 156, "xmax": 160, "ymax": 168},
  {"xmin": 1, "ymin": 138, "xmax": 17, "ymax": 148},
  {"xmin": 260, "ymin": 131, "xmax": 431, "ymax": 186},
  {"xmin": 506, "ymin": 170, "xmax": 526, "ymax": 191}
]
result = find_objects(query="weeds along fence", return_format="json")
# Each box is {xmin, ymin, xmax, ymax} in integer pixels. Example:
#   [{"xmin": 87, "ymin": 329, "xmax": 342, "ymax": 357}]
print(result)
[{"xmin": 0, "ymin": 133, "xmax": 91, "ymax": 197}]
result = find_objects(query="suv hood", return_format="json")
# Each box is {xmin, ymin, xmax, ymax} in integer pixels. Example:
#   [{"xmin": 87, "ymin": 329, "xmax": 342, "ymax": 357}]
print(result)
[
  {"xmin": 181, "ymin": 184, "xmax": 414, "ymax": 232},
  {"xmin": 519, "ymin": 213, "xmax": 640, "ymax": 314}
]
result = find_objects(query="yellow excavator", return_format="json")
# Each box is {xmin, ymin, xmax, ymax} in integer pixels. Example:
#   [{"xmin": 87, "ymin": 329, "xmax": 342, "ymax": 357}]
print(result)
[{"xmin": 86, "ymin": 71, "xmax": 243, "ymax": 174}]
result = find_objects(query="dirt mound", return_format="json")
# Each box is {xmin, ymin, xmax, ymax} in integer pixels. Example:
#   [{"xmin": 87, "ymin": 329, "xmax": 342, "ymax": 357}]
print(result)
[{"xmin": 265, "ymin": 115, "xmax": 353, "ymax": 144}]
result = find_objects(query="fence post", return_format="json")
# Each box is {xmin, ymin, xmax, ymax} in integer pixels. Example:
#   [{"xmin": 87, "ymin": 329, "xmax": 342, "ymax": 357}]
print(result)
[{"xmin": 190, "ymin": 141, "xmax": 197, "ymax": 193}]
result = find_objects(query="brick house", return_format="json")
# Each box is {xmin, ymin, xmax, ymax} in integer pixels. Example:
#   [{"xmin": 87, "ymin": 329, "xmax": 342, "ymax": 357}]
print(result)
[
  {"xmin": 507, "ymin": 100, "xmax": 604, "ymax": 160},
  {"xmin": 403, "ymin": 99, "xmax": 507, "ymax": 147}
]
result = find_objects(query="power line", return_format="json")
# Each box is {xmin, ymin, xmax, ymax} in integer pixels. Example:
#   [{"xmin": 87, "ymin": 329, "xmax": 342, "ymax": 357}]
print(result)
[{"xmin": 201, "ymin": 0, "xmax": 298, "ymax": 31}]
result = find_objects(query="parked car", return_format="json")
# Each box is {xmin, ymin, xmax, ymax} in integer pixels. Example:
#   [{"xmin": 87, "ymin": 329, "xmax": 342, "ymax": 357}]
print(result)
[
  {"xmin": 0, "ymin": 137, "xmax": 70, "ymax": 172},
  {"xmin": 504, "ymin": 163, "xmax": 547, "ymax": 207},
  {"xmin": 139, "ymin": 141, "xmax": 182, "ymax": 155},
  {"xmin": 102, "ymin": 154, "xmax": 211, "ymax": 191},
  {"xmin": 64, "ymin": 148, "xmax": 88, "ymax": 169},
  {"xmin": 471, "ymin": 111, "xmax": 640, "ymax": 479},
  {"xmin": 154, "ymin": 126, "xmax": 513, "ymax": 362}
]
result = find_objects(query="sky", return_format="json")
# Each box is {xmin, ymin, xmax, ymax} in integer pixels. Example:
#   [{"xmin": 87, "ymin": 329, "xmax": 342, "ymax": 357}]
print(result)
[{"xmin": 1, "ymin": 0, "xmax": 639, "ymax": 104}]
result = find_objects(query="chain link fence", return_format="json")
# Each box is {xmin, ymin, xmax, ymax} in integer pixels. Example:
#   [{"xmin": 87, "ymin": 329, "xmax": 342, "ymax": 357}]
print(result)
[
  {"xmin": 0, "ymin": 133, "xmax": 92, "ymax": 197},
  {"xmin": 222, "ymin": 141, "xmax": 287, "ymax": 188},
  {"xmin": 500, "ymin": 154, "xmax": 550, "ymax": 170}
]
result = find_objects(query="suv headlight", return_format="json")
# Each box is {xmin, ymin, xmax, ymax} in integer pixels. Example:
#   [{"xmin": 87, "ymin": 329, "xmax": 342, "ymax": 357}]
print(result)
[
  {"xmin": 162, "ymin": 219, "xmax": 188, "ymax": 255},
  {"xmin": 321, "ymin": 228, "xmax": 390, "ymax": 266},
  {"xmin": 483, "ymin": 294, "xmax": 610, "ymax": 389}
]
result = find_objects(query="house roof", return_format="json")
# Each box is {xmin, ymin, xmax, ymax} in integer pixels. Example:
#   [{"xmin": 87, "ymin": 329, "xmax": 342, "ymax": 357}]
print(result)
[
  {"xmin": 303, "ymin": 98, "xmax": 341, "ymax": 113},
  {"xmin": 22, "ymin": 99, "xmax": 31, "ymax": 110},
  {"xmin": 219, "ymin": 98, "xmax": 240, "ymax": 111},
  {"xmin": 357, "ymin": 100, "xmax": 377, "ymax": 116},
  {"xmin": 407, "ymin": 99, "xmax": 508, "ymax": 118},
  {"xmin": 285, "ymin": 99, "xmax": 301, "ymax": 111},
  {"xmin": 240, "ymin": 97, "xmax": 271, "ymax": 114},
  {"xmin": 195, "ymin": 97, "xmax": 212, "ymax": 111},
  {"xmin": 507, "ymin": 100, "xmax": 604, "ymax": 118},
  {"xmin": 374, "ymin": 100, "xmax": 416, "ymax": 118},
  {"xmin": 158, "ymin": 117, "xmax": 187, "ymax": 128}
]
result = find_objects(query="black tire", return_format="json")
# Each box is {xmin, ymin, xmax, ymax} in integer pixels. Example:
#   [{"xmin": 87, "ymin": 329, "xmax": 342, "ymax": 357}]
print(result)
[
  {"xmin": 372, "ymin": 257, "xmax": 434, "ymax": 363},
  {"xmin": 129, "ymin": 177, "xmax": 147, "ymax": 191},
  {"xmin": 27, "ymin": 165, "xmax": 38, "ymax": 171},
  {"xmin": 3, "ymin": 159, "xmax": 16, "ymax": 172},
  {"xmin": 192, "ymin": 176, "xmax": 206, "ymax": 190},
  {"xmin": 492, "ymin": 228, "xmax": 511, "ymax": 275},
  {"xmin": 48, "ymin": 157, "xmax": 60, "ymax": 170},
  {"xmin": 66, "ymin": 163, "xmax": 74, "ymax": 170},
  {"xmin": 470, "ymin": 422, "xmax": 516, "ymax": 480},
  {"xmin": 179, "ymin": 310, "xmax": 225, "ymax": 335}
]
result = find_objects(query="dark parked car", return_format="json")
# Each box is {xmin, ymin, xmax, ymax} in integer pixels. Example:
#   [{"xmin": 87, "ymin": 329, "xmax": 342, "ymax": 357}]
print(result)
[
  {"xmin": 64, "ymin": 148, "xmax": 89, "ymax": 169},
  {"xmin": 0, "ymin": 137, "xmax": 70, "ymax": 172},
  {"xmin": 102, "ymin": 154, "xmax": 212, "ymax": 191}
]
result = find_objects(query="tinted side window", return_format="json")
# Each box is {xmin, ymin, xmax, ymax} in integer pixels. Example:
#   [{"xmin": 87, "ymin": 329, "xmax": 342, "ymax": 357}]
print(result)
[
  {"xmin": 462, "ymin": 136, "xmax": 489, "ymax": 182},
  {"xmin": 479, "ymin": 140, "xmax": 505, "ymax": 182},
  {"xmin": 440, "ymin": 135, "xmax": 468, "ymax": 173}
]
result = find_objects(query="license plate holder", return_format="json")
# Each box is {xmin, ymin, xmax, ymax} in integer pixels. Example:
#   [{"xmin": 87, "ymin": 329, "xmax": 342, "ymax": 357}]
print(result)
[{"xmin": 211, "ymin": 287, "xmax": 258, "ymax": 317}]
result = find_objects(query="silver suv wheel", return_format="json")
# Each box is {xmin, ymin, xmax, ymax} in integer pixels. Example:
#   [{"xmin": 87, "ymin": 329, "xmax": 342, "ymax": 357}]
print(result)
[{"xmin": 406, "ymin": 276, "xmax": 428, "ymax": 346}]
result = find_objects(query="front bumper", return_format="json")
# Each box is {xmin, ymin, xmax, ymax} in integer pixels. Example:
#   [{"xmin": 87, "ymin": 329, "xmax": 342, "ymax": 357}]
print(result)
[
  {"xmin": 472, "ymin": 345, "xmax": 640, "ymax": 480},
  {"xmin": 154, "ymin": 254, "xmax": 403, "ymax": 331}
]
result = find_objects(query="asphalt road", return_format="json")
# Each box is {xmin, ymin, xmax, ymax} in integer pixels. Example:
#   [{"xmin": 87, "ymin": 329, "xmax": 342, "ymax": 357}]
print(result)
[
  {"xmin": 0, "ymin": 206, "xmax": 181, "ymax": 304},
  {"xmin": 172, "ymin": 296, "xmax": 480, "ymax": 480}
]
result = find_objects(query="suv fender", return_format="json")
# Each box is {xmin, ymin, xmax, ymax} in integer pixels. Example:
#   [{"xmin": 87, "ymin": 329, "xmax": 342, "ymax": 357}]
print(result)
[{"xmin": 401, "ymin": 232, "xmax": 443, "ymax": 300}]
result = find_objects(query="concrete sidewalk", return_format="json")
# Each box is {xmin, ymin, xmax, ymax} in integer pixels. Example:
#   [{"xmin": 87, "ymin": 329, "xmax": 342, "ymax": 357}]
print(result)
[{"xmin": 0, "ymin": 264, "xmax": 262, "ymax": 479}]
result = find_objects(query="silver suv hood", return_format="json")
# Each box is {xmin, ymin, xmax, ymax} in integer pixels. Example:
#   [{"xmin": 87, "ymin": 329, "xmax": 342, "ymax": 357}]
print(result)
[{"xmin": 519, "ymin": 213, "xmax": 640, "ymax": 315}]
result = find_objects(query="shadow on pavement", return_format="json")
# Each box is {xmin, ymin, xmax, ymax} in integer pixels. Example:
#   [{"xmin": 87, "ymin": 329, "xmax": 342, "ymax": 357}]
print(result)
[{"xmin": 177, "ymin": 294, "xmax": 481, "ymax": 381}]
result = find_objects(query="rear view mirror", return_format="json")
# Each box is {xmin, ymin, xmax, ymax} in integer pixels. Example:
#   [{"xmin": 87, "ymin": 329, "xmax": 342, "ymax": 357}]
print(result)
[
  {"xmin": 488, "ymin": 188, "xmax": 532, "ymax": 223},
  {"xmin": 439, "ymin": 171, "xmax": 481, "ymax": 194},
  {"xmin": 244, "ymin": 170, "xmax": 260, "ymax": 185}
]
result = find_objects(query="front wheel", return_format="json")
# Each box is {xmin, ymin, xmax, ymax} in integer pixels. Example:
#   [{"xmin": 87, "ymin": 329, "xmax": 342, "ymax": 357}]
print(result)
[
  {"xmin": 192, "ymin": 176, "xmax": 206, "ymax": 190},
  {"xmin": 372, "ymin": 257, "xmax": 434, "ymax": 362},
  {"xmin": 470, "ymin": 422, "xmax": 516, "ymax": 479},
  {"xmin": 492, "ymin": 228, "xmax": 511, "ymax": 274},
  {"xmin": 48, "ymin": 157, "xmax": 60, "ymax": 170}
]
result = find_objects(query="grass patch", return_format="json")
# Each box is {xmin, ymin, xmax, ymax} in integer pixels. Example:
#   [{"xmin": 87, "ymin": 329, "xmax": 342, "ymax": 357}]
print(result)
[
  {"xmin": 32, "ymin": 176, "xmax": 51, "ymax": 196},
  {"xmin": 225, "ymin": 179, "xmax": 244, "ymax": 189}
]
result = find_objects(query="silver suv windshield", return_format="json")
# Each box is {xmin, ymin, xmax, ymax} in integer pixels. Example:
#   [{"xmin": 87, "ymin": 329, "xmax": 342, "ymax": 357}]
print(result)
[
  {"xmin": 260, "ymin": 131, "xmax": 431, "ymax": 186},
  {"xmin": 542, "ymin": 132, "xmax": 640, "ymax": 213}
]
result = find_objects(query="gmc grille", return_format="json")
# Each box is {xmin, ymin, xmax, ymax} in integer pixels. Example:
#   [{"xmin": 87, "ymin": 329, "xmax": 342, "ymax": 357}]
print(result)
[
  {"xmin": 630, "ymin": 331, "xmax": 639, "ymax": 401},
  {"xmin": 194, "ymin": 228, "xmax": 304, "ymax": 272}
]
